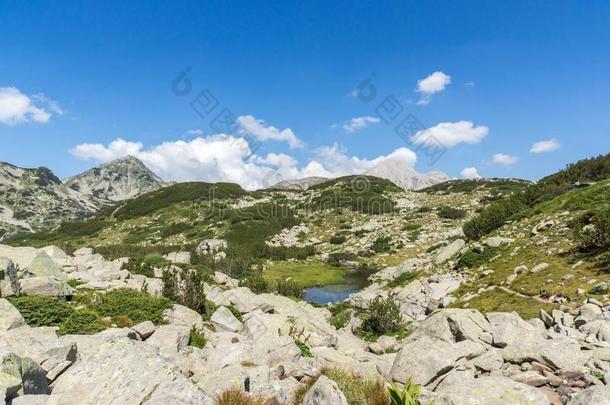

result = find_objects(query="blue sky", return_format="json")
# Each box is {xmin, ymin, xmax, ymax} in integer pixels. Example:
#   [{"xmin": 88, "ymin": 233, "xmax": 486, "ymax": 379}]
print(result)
[{"xmin": 1, "ymin": 1, "xmax": 609, "ymax": 188}]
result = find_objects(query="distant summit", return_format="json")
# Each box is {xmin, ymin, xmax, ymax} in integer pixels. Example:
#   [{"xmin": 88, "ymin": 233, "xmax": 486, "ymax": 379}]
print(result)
[
  {"xmin": 0, "ymin": 162, "xmax": 100, "ymax": 239},
  {"xmin": 271, "ymin": 176, "xmax": 328, "ymax": 191},
  {"xmin": 65, "ymin": 156, "xmax": 166, "ymax": 201},
  {"xmin": 363, "ymin": 158, "xmax": 450, "ymax": 191}
]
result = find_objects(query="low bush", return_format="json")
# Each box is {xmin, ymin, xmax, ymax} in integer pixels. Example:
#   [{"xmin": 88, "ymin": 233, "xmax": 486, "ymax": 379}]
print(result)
[
  {"xmin": 437, "ymin": 206, "xmax": 466, "ymax": 220},
  {"xmin": 57, "ymin": 309, "xmax": 104, "ymax": 336},
  {"xmin": 372, "ymin": 236, "xmax": 392, "ymax": 253},
  {"xmin": 457, "ymin": 246, "xmax": 500, "ymax": 270},
  {"xmin": 388, "ymin": 377, "xmax": 423, "ymax": 405},
  {"xmin": 9, "ymin": 296, "xmax": 73, "ymax": 327},
  {"xmin": 240, "ymin": 273, "xmax": 270, "ymax": 294},
  {"xmin": 189, "ymin": 327, "xmax": 207, "ymax": 348},
  {"xmin": 276, "ymin": 279, "xmax": 304, "ymax": 299},
  {"xmin": 329, "ymin": 303, "xmax": 353, "ymax": 330},
  {"xmin": 572, "ymin": 208, "xmax": 610, "ymax": 253},
  {"xmin": 362, "ymin": 296, "xmax": 402, "ymax": 335},
  {"xmin": 330, "ymin": 235, "xmax": 347, "ymax": 245},
  {"xmin": 162, "ymin": 269, "xmax": 209, "ymax": 315},
  {"xmin": 95, "ymin": 288, "xmax": 173, "ymax": 324},
  {"xmin": 327, "ymin": 252, "xmax": 358, "ymax": 266}
]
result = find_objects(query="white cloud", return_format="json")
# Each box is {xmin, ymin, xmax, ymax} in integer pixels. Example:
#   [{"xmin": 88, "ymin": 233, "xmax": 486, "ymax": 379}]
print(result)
[
  {"xmin": 341, "ymin": 116, "xmax": 380, "ymax": 133},
  {"xmin": 70, "ymin": 138, "xmax": 144, "ymax": 162},
  {"xmin": 305, "ymin": 144, "xmax": 417, "ymax": 177},
  {"xmin": 32, "ymin": 93, "xmax": 64, "ymax": 115},
  {"xmin": 411, "ymin": 121, "xmax": 488, "ymax": 149},
  {"xmin": 71, "ymin": 136, "xmax": 418, "ymax": 190},
  {"xmin": 416, "ymin": 71, "xmax": 451, "ymax": 105},
  {"xmin": 460, "ymin": 167, "xmax": 481, "ymax": 179},
  {"xmin": 0, "ymin": 87, "xmax": 55, "ymax": 125},
  {"xmin": 186, "ymin": 128, "xmax": 204, "ymax": 136},
  {"xmin": 530, "ymin": 138, "xmax": 560, "ymax": 154},
  {"xmin": 237, "ymin": 115, "xmax": 304, "ymax": 149},
  {"xmin": 491, "ymin": 153, "xmax": 519, "ymax": 166}
]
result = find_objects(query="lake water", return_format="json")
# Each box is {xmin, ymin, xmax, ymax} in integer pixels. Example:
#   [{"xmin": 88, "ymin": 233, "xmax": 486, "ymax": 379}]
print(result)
[{"xmin": 304, "ymin": 269, "xmax": 374, "ymax": 305}]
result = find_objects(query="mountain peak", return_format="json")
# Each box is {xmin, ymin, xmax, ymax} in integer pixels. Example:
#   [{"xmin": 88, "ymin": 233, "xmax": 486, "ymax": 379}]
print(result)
[
  {"xmin": 65, "ymin": 156, "xmax": 166, "ymax": 201},
  {"xmin": 363, "ymin": 157, "xmax": 450, "ymax": 191}
]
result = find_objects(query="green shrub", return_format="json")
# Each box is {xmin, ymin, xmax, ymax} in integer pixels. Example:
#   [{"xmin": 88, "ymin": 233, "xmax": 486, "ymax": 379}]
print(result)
[
  {"xmin": 276, "ymin": 279, "xmax": 304, "ymax": 299},
  {"xmin": 330, "ymin": 307, "xmax": 353, "ymax": 329},
  {"xmin": 457, "ymin": 246, "xmax": 500, "ymax": 270},
  {"xmin": 572, "ymin": 208, "xmax": 610, "ymax": 253},
  {"xmin": 9, "ymin": 296, "xmax": 74, "ymax": 327},
  {"xmin": 387, "ymin": 271, "xmax": 417, "ymax": 288},
  {"xmin": 330, "ymin": 235, "xmax": 346, "ymax": 245},
  {"xmin": 189, "ymin": 327, "xmax": 207, "ymax": 348},
  {"xmin": 327, "ymin": 252, "xmax": 358, "ymax": 266},
  {"xmin": 240, "ymin": 273, "xmax": 270, "ymax": 293},
  {"xmin": 162, "ymin": 269, "xmax": 209, "ymax": 315},
  {"xmin": 362, "ymin": 296, "xmax": 402, "ymax": 335},
  {"xmin": 95, "ymin": 288, "xmax": 173, "ymax": 324},
  {"xmin": 226, "ymin": 304, "xmax": 243, "ymax": 322},
  {"xmin": 372, "ymin": 236, "xmax": 392, "ymax": 253},
  {"xmin": 437, "ymin": 206, "xmax": 466, "ymax": 220},
  {"xmin": 57, "ymin": 309, "xmax": 104, "ymax": 336}
]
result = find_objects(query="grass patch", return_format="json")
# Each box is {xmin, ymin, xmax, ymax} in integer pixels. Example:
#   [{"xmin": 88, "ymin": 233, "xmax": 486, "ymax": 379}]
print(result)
[
  {"xmin": 264, "ymin": 261, "xmax": 350, "ymax": 289},
  {"xmin": 452, "ymin": 289, "xmax": 555, "ymax": 320},
  {"xmin": 293, "ymin": 368, "xmax": 388, "ymax": 405}
]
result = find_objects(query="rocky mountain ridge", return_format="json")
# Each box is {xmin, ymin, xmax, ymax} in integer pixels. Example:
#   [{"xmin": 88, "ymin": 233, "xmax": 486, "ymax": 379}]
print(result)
[
  {"xmin": 64, "ymin": 155, "xmax": 166, "ymax": 201},
  {"xmin": 0, "ymin": 162, "xmax": 102, "ymax": 240}
]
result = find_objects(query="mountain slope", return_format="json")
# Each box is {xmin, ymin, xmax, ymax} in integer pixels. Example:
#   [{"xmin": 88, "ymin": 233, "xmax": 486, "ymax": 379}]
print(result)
[
  {"xmin": 364, "ymin": 158, "xmax": 450, "ymax": 191},
  {"xmin": 65, "ymin": 156, "xmax": 166, "ymax": 201},
  {"xmin": 0, "ymin": 162, "xmax": 101, "ymax": 239}
]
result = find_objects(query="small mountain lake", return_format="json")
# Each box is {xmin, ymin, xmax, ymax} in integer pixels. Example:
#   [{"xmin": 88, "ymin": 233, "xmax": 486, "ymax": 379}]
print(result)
[{"xmin": 304, "ymin": 269, "xmax": 374, "ymax": 305}]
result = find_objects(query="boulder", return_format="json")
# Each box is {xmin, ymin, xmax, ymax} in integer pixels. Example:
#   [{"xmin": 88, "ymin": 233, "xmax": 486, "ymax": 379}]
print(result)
[
  {"xmin": 483, "ymin": 237, "xmax": 513, "ymax": 248},
  {"xmin": 163, "ymin": 251, "xmax": 191, "ymax": 264},
  {"xmin": 390, "ymin": 335, "xmax": 485, "ymax": 386},
  {"xmin": 435, "ymin": 376, "xmax": 550, "ymax": 404},
  {"xmin": 0, "ymin": 299, "xmax": 25, "ymax": 331},
  {"xmin": 196, "ymin": 239, "xmax": 227, "ymax": 255},
  {"xmin": 0, "ymin": 352, "xmax": 49, "ymax": 395},
  {"xmin": 302, "ymin": 375, "xmax": 349, "ymax": 405},
  {"xmin": 162, "ymin": 304, "xmax": 204, "ymax": 330},
  {"xmin": 11, "ymin": 394, "xmax": 51, "ymax": 405},
  {"xmin": 131, "ymin": 320, "xmax": 155, "ymax": 340},
  {"xmin": 567, "ymin": 385, "xmax": 610, "ymax": 405},
  {"xmin": 145, "ymin": 325, "xmax": 190, "ymax": 354},
  {"xmin": 213, "ymin": 272, "xmax": 239, "ymax": 288},
  {"xmin": 436, "ymin": 239, "xmax": 466, "ymax": 265},
  {"xmin": 531, "ymin": 263, "xmax": 550, "ymax": 274},
  {"xmin": 50, "ymin": 338, "xmax": 212, "ymax": 403},
  {"xmin": 0, "ymin": 257, "xmax": 20, "ymax": 297},
  {"xmin": 18, "ymin": 277, "xmax": 74, "ymax": 297},
  {"xmin": 210, "ymin": 306, "xmax": 243, "ymax": 332},
  {"xmin": 0, "ymin": 372, "xmax": 21, "ymax": 402}
]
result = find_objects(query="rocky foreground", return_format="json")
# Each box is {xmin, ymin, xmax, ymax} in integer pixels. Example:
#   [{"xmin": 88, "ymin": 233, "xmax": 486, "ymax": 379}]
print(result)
[{"xmin": 1, "ymin": 244, "xmax": 610, "ymax": 404}]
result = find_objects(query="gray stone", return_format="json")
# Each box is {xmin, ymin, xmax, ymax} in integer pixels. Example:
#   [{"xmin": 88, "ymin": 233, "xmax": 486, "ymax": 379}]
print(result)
[
  {"xmin": 131, "ymin": 320, "xmax": 155, "ymax": 340},
  {"xmin": 0, "ymin": 372, "xmax": 21, "ymax": 402},
  {"xmin": 302, "ymin": 375, "xmax": 349, "ymax": 405},
  {"xmin": 0, "ymin": 299, "xmax": 25, "ymax": 331},
  {"xmin": 163, "ymin": 251, "xmax": 191, "ymax": 264},
  {"xmin": 145, "ymin": 325, "xmax": 190, "ymax": 354},
  {"xmin": 162, "ymin": 304, "xmax": 204, "ymax": 330},
  {"xmin": 210, "ymin": 306, "xmax": 243, "ymax": 332},
  {"xmin": 531, "ymin": 263, "xmax": 550, "ymax": 274},
  {"xmin": 435, "ymin": 376, "xmax": 550, "ymax": 405},
  {"xmin": 10, "ymin": 394, "xmax": 51, "ymax": 405},
  {"xmin": 436, "ymin": 239, "xmax": 466, "ymax": 265},
  {"xmin": 567, "ymin": 385, "xmax": 610, "ymax": 405},
  {"xmin": 0, "ymin": 352, "xmax": 49, "ymax": 395},
  {"xmin": 483, "ymin": 237, "xmax": 513, "ymax": 248},
  {"xmin": 18, "ymin": 277, "xmax": 74, "ymax": 297},
  {"xmin": 51, "ymin": 338, "xmax": 212, "ymax": 403}
]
